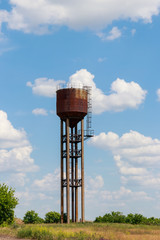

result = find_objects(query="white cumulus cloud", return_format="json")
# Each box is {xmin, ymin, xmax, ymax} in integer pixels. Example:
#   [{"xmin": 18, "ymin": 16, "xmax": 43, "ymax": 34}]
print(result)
[
  {"xmin": 32, "ymin": 108, "xmax": 48, "ymax": 116},
  {"xmin": 98, "ymin": 57, "xmax": 106, "ymax": 63},
  {"xmin": 69, "ymin": 69, "xmax": 147, "ymax": 114},
  {"xmin": 0, "ymin": 110, "xmax": 29, "ymax": 148},
  {"xmin": 7, "ymin": 173, "xmax": 28, "ymax": 187},
  {"xmin": 89, "ymin": 130, "xmax": 160, "ymax": 187},
  {"xmin": 114, "ymin": 155, "xmax": 148, "ymax": 175},
  {"xmin": 90, "ymin": 130, "xmax": 160, "ymax": 164},
  {"xmin": 27, "ymin": 78, "xmax": 65, "ymax": 98},
  {"xmin": 97, "ymin": 27, "xmax": 122, "ymax": 41},
  {"xmin": 86, "ymin": 175, "xmax": 151, "ymax": 206},
  {"xmin": 131, "ymin": 28, "xmax": 136, "ymax": 36},
  {"xmin": 156, "ymin": 88, "xmax": 160, "ymax": 101},
  {"xmin": 88, "ymin": 175, "xmax": 104, "ymax": 189},
  {"xmin": 33, "ymin": 168, "xmax": 60, "ymax": 192},
  {"xmin": 0, "ymin": 110, "xmax": 38, "ymax": 172},
  {"xmin": 0, "ymin": 146, "xmax": 38, "ymax": 172},
  {"xmin": 28, "ymin": 69, "xmax": 147, "ymax": 114},
  {"xmin": 100, "ymin": 186, "xmax": 151, "ymax": 201},
  {"xmin": 0, "ymin": 0, "xmax": 160, "ymax": 34}
]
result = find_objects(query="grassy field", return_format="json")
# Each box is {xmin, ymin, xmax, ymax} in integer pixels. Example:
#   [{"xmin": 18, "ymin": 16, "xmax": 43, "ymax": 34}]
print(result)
[{"xmin": 1, "ymin": 222, "xmax": 160, "ymax": 239}]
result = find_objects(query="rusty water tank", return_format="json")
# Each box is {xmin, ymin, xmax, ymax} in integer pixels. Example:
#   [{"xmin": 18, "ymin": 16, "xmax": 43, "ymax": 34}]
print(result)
[{"xmin": 56, "ymin": 88, "xmax": 88, "ymax": 127}]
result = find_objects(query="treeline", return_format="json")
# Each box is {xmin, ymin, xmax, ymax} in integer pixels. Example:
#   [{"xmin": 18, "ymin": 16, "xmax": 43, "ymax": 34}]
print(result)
[
  {"xmin": 23, "ymin": 210, "xmax": 65, "ymax": 224},
  {"xmin": 24, "ymin": 210, "xmax": 160, "ymax": 225},
  {"xmin": 94, "ymin": 211, "xmax": 160, "ymax": 225}
]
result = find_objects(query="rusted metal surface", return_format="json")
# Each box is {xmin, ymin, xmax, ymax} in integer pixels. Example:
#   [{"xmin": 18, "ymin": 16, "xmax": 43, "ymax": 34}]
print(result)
[
  {"xmin": 66, "ymin": 118, "xmax": 70, "ymax": 224},
  {"xmin": 56, "ymin": 88, "xmax": 87, "ymax": 127},
  {"xmin": 71, "ymin": 128, "xmax": 74, "ymax": 223},
  {"xmin": 60, "ymin": 120, "xmax": 64, "ymax": 224},
  {"xmin": 57, "ymin": 87, "xmax": 94, "ymax": 224},
  {"xmin": 75, "ymin": 125, "xmax": 78, "ymax": 223},
  {"xmin": 81, "ymin": 119, "xmax": 85, "ymax": 223}
]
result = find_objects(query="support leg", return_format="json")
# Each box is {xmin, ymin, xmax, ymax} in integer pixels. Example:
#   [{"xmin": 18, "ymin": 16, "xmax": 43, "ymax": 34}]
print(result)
[
  {"xmin": 71, "ymin": 128, "xmax": 74, "ymax": 222},
  {"xmin": 81, "ymin": 119, "xmax": 85, "ymax": 223},
  {"xmin": 75, "ymin": 124, "xmax": 78, "ymax": 222},
  {"xmin": 66, "ymin": 118, "xmax": 70, "ymax": 224},
  {"xmin": 61, "ymin": 120, "xmax": 64, "ymax": 223}
]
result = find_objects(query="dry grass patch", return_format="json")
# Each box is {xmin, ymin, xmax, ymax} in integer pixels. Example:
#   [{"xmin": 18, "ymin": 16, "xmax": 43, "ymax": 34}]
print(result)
[
  {"xmin": 1, "ymin": 222, "xmax": 160, "ymax": 239},
  {"xmin": 17, "ymin": 223, "xmax": 160, "ymax": 240}
]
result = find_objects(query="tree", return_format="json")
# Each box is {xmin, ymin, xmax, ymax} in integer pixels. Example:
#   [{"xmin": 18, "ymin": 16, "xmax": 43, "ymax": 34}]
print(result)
[
  {"xmin": 0, "ymin": 183, "xmax": 18, "ymax": 225},
  {"xmin": 131, "ymin": 213, "xmax": 145, "ymax": 224},
  {"xmin": 110, "ymin": 211, "xmax": 126, "ymax": 223},
  {"xmin": 23, "ymin": 210, "xmax": 44, "ymax": 224},
  {"xmin": 125, "ymin": 213, "xmax": 134, "ymax": 224},
  {"xmin": 45, "ymin": 211, "xmax": 60, "ymax": 223},
  {"xmin": 94, "ymin": 216, "xmax": 103, "ymax": 222}
]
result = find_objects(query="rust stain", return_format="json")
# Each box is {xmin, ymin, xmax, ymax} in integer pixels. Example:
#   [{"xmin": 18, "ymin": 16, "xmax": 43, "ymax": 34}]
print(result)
[{"xmin": 56, "ymin": 88, "xmax": 88, "ymax": 127}]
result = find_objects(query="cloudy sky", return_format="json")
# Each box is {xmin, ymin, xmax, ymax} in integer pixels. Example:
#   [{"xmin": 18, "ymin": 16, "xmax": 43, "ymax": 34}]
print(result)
[{"xmin": 1, "ymin": 0, "xmax": 160, "ymax": 220}]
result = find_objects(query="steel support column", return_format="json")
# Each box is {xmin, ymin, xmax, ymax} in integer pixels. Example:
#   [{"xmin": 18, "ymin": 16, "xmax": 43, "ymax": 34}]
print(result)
[
  {"xmin": 81, "ymin": 119, "xmax": 85, "ymax": 223},
  {"xmin": 71, "ymin": 128, "xmax": 74, "ymax": 222},
  {"xmin": 75, "ymin": 125, "xmax": 78, "ymax": 223},
  {"xmin": 66, "ymin": 118, "xmax": 70, "ymax": 224},
  {"xmin": 60, "ymin": 120, "xmax": 64, "ymax": 223}
]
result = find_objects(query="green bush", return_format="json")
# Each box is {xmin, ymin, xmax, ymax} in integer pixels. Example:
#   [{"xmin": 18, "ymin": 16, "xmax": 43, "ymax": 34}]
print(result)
[
  {"xmin": 45, "ymin": 211, "xmax": 60, "ymax": 223},
  {"xmin": 23, "ymin": 210, "xmax": 44, "ymax": 224},
  {"xmin": 0, "ymin": 183, "xmax": 18, "ymax": 225},
  {"xmin": 125, "ymin": 213, "xmax": 134, "ymax": 224},
  {"xmin": 17, "ymin": 227, "xmax": 53, "ymax": 240},
  {"xmin": 17, "ymin": 226, "xmax": 96, "ymax": 240},
  {"xmin": 126, "ymin": 213, "xmax": 146, "ymax": 224},
  {"xmin": 96, "ymin": 212, "xmax": 125, "ymax": 223},
  {"xmin": 94, "ymin": 211, "xmax": 160, "ymax": 225},
  {"xmin": 147, "ymin": 217, "xmax": 160, "ymax": 225},
  {"xmin": 111, "ymin": 211, "xmax": 125, "ymax": 223},
  {"xmin": 94, "ymin": 216, "xmax": 103, "ymax": 223},
  {"xmin": 131, "ymin": 214, "xmax": 145, "ymax": 224}
]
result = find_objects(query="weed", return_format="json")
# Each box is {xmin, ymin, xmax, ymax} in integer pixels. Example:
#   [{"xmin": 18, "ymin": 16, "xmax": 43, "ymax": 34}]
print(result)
[
  {"xmin": 0, "ymin": 222, "xmax": 159, "ymax": 240},
  {"xmin": 11, "ymin": 222, "xmax": 19, "ymax": 229},
  {"xmin": 17, "ymin": 226, "xmax": 53, "ymax": 240}
]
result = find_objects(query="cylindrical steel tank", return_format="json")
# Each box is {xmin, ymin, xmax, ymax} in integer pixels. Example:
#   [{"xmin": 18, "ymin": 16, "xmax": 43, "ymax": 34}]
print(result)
[{"xmin": 56, "ymin": 88, "xmax": 88, "ymax": 127}]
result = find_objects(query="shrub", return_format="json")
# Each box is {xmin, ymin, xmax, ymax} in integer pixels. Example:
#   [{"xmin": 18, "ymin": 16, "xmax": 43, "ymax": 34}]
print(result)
[
  {"xmin": 131, "ymin": 213, "xmax": 146, "ymax": 224},
  {"xmin": 23, "ymin": 210, "xmax": 44, "ymax": 224},
  {"xmin": 95, "ymin": 212, "xmax": 125, "ymax": 223},
  {"xmin": 45, "ymin": 211, "xmax": 60, "ymax": 223},
  {"xmin": 94, "ymin": 216, "xmax": 103, "ymax": 223},
  {"xmin": 0, "ymin": 183, "xmax": 18, "ymax": 225},
  {"xmin": 94, "ymin": 211, "xmax": 160, "ymax": 225},
  {"xmin": 125, "ymin": 213, "xmax": 134, "ymax": 224},
  {"xmin": 147, "ymin": 217, "xmax": 160, "ymax": 225},
  {"xmin": 17, "ymin": 226, "xmax": 53, "ymax": 240},
  {"xmin": 126, "ymin": 213, "xmax": 145, "ymax": 224},
  {"xmin": 102, "ymin": 213, "xmax": 113, "ymax": 223},
  {"xmin": 110, "ymin": 211, "xmax": 125, "ymax": 223}
]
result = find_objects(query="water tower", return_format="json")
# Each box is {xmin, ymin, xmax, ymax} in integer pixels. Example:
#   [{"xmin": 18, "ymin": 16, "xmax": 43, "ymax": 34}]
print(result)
[{"xmin": 56, "ymin": 86, "xmax": 93, "ymax": 224}]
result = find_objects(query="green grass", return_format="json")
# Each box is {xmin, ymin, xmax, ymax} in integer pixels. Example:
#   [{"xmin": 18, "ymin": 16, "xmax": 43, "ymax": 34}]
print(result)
[
  {"xmin": 17, "ymin": 225, "xmax": 100, "ymax": 240},
  {"xmin": 1, "ymin": 222, "xmax": 160, "ymax": 240},
  {"xmin": 0, "ymin": 224, "xmax": 17, "ymax": 237},
  {"xmin": 17, "ymin": 226, "xmax": 53, "ymax": 240}
]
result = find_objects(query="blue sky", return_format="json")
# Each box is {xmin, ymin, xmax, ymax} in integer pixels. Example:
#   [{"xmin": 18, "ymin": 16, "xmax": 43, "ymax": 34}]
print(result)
[{"xmin": 1, "ymin": 0, "xmax": 160, "ymax": 220}]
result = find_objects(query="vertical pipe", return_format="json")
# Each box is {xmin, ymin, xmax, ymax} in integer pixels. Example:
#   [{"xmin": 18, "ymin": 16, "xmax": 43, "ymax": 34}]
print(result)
[
  {"xmin": 71, "ymin": 128, "xmax": 74, "ymax": 222},
  {"xmin": 66, "ymin": 118, "xmax": 70, "ymax": 224},
  {"xmin": 61, "ymin": 120, "xmax": 64, "ymax": 223},
  {"xmin": 75, "ymin": 124, "xmax": 78, "ymax": 222},
  {"xmin": 81, "ymin": 119, "xmax": 85, "ymax": 223}
]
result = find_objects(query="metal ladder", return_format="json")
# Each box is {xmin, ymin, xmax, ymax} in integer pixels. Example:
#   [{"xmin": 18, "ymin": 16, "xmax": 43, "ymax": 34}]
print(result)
[{"xmin": 84, "ymin": 86, "xmax": 92, "ymax": 135}]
